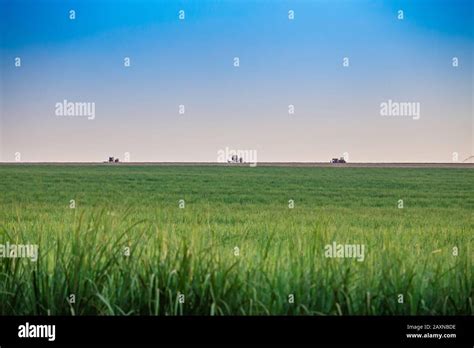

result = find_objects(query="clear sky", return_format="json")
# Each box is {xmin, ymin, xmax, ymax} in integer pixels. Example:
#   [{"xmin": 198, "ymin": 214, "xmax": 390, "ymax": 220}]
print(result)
[{"xmin": 0, "ymin": 0, "xmax": 472, "ymax": 162}]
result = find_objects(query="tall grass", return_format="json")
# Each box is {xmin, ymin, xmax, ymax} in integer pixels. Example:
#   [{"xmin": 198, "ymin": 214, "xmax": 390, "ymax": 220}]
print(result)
[{"xmin": 0, "ymin": 165, "xmax": 472, "ymax": 315}]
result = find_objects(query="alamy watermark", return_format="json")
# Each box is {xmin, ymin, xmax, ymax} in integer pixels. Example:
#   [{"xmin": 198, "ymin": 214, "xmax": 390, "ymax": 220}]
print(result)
[
  {"xmin": 380, "ymin": 99, "xmax": 420, "ymax": 120},
  {"xmin": 217, "ymin": 146, "xmax": 258, "ymax": 167},
  {"xmin": 55, "ymin": 99, "xmax": 95, "ymax": 120},
  {"xmin": 18, "ymin": 322, "xmax": 55, "ymax": 341},
  {"xmin": 0, "ymin": 242, "xmax": 38, "ymax": 262},
  {"xmin": 324, "ymin": 242, "xmax": 365, "ymax": 262}
]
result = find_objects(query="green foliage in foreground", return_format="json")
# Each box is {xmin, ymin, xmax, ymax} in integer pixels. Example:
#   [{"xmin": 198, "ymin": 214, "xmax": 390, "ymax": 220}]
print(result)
[{"xmin": 0, "ymin": 165, "xmax": 472, "ymax": 315}]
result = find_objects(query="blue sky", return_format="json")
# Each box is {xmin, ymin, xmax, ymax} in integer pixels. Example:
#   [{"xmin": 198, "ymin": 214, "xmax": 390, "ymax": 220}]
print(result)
[{"xmin": 0, "ymin": 0, "xmax": 472, "ymax": 162}]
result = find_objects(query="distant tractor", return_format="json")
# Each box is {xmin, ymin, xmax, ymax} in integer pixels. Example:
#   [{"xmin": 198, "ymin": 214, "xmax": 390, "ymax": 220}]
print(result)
[
  {"xmin": 331, "ymin": 157, "xmax": 346, "ymax": 164},
  {"xmin": 228, "ymin": 155, "xmax": 243, "ymax": 164},
  {"xmin": 107, "ymin": 156, "xmax": 120, "ymax": 163}
]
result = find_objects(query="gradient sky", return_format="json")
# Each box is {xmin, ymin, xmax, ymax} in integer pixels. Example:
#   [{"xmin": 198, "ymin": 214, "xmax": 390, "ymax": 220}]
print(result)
[{"xmin": 0, "ymin": 0, "xmax": 473, "ymax": 162}]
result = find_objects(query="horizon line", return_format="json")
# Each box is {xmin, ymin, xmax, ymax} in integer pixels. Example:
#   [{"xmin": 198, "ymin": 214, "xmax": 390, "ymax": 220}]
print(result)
[{"xmin": 1, "ymin": 161, "xmax": 473, "ymax": 168}]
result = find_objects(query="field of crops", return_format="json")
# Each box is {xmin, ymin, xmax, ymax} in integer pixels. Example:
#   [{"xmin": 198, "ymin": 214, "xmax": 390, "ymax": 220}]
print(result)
[{"xmin": 0, "ymin": 165, "xmax": 472, "ymax": 315}]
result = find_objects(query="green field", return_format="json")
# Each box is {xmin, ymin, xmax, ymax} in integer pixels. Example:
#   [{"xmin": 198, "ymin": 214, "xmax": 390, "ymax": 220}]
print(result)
[{"xmin": 0, "ymin": 165, "xmax": 472, "ymax": 315}]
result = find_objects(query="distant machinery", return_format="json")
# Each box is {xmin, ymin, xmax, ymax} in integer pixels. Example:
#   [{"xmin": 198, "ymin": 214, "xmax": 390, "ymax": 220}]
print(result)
[
  {"xmin": 331, "ymin": 157, "xmax": 346, "ymax": 164},
  {"xmin": 228, "ymin": 155, "xmax": 243, "ymax": 164},
  {"xmin": 462, "ymin": 155, "xmax": 474, "ymax": 163},
  {"xmin": 108, "ymin": 157, "xmax": 120, "ymax": 163}
]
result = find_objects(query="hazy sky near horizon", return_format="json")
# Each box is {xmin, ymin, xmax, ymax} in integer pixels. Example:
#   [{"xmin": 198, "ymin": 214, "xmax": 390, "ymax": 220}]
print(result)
[{"xmin": 0, "ymin": 0, "xmax": 472, "ymax": 162}]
